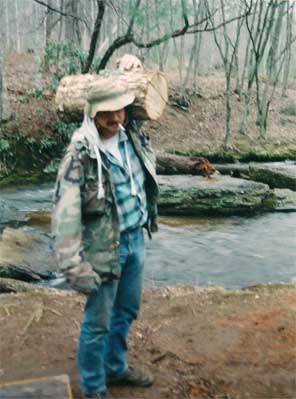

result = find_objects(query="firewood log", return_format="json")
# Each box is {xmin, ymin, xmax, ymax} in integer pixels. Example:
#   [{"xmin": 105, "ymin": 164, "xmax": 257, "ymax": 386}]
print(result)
[
  {"xmin": 156, "ymin": 153, "xmax": 216, "ymax": 178},
  {"xmin": 55, "ymin": 70, "xmax": 168, "ymax": 122}
]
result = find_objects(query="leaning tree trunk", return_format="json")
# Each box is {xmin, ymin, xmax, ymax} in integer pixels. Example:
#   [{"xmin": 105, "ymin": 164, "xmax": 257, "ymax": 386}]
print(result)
[{"xmin": 55, "ymin": 70, "xmax": 168, "ymax": 122}]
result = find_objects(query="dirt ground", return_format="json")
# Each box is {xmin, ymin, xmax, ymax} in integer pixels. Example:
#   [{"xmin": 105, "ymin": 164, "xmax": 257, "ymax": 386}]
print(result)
[
  {"xmin": 3, "ymin": 53, "xmax": 296, "ymax": 152},
  {"xmin": 0, "ymin": 284, "xmax": 296, "ymax": 399}
]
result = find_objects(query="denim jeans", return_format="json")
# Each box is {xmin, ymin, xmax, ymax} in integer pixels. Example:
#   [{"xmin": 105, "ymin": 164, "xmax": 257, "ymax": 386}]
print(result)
[{"xmin": 78, "ymin": 226, "xmax": 145, "ymax": 396}]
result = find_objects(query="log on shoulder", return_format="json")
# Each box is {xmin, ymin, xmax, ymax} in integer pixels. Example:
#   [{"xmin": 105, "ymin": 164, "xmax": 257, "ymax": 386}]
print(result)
[
  {"xmin": 156, "ymin": 153, "xmax": 216, "ymax": 177},
  {"xmin": 55, "ymin": 70, "xmax": 168, "ymax": 122}
]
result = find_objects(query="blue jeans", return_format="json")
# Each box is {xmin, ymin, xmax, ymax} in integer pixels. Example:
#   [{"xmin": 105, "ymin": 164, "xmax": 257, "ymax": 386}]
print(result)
[{"xmin": 78, "ymin": 226, "xmax": 145, "ymax": 396}]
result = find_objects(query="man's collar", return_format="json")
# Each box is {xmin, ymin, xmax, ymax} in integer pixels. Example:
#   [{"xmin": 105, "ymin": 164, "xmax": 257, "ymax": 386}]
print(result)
[{"xmin": 118, "ymin": 125, "xmax": 128, "ymax": 143}]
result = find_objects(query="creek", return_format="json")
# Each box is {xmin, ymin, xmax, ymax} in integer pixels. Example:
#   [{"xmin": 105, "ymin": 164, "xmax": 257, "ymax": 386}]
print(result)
[{"xmin": 1, "ymin": 183, "xmax": 295, "ymax": 290}]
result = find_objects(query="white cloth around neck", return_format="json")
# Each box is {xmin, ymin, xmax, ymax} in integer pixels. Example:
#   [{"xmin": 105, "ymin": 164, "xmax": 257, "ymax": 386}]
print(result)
[
  {"xmin": 101, "ymin": 133, "xmax": 123, "ymax": 167},
  {"xmin": 72, "ymin": 117, "xmax": 137, "ymax": 199}
]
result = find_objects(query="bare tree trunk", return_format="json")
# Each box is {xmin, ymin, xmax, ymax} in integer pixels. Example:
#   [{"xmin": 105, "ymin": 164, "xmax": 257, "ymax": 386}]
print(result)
[
  {"xmin": 192, "ymin": 0, "xmax": 206, "ymax": 94},
  {"xmin": 234, "ymin": 14, "xmax": 244, "ymax": 94},
  {"xmin": 239, "ymin": 0, "xmax": 258, "ymax": 96},
  {"xmin": 64, "ymin": 0, "xmax": 81, "ymax": 46},
  {"xmin": 154, "ymin": 0, "xmax": 165, "ymax": 71},
  {"xmin": 182, "ymin": 36, "xmax": 198, "ymax": 94},
  {"xmin": 32, "ymin": 1, "xmax": 42, "ymax": 91},
  {"xmin": 258, "ymin": 1, "xmax": 286, "ymax": 139},
  {"xmin": 45, "ymin": 0, "xmax": 54, "ymax": 45},
  {"xmin": 179, "ymin": 34, "xmax": 185, "ymax": 83},
  {"xmin": 0, "ymin": 47, "xmax": 11, "ymax": 123},
  {"xmin": 239, "ymin": 0, "xmax": 276, "ymax": 136},
  {"xmin": 3, "ymin": 0, "xmax": 10, "ymax": 49},
  {"xmin": 206, "ymin": 0, "xmax": 244, "ymax": 146},
  {"xmin": 183, "ymin": 0, "xmax": 203, "ymax": 94},
  {"xmin": 282, "ymin": 1, "xmax": 294, "ymax": 97},
  {"xmin": 0, "ymin": 50, "xmax": 3, "ymax": 123},
  {"xmin": 74, "ymin": 0, "xmax": 82, "ymax": 46},
  {"xmin": 14, "ymin": 0, "xmax": 21, "ymax": 52},
  {"xmin": 58, "ymin": 0, "xmax": 64, "ymax": 42},
  {"xmin": 169, "ymin": 0, "xmax": 182, "ymax": 83},
  {"xmin": 83, "ymin": 0, "xmax": 106, "ymax": 73}
]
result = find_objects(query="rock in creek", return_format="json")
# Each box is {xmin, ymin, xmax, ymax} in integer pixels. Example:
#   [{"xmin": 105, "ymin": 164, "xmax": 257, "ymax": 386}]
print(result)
[
  {"xmin": 158, "ymin": 174, "xmax": 275, "ymax": 216},
  {"xmin": 248, "ymin": 163, "xmax": 296, "ymax": 191},
  {"xmin": 0, "ymin": 199, "xmax": 28, "ymax": 226},
  {"xmin": 0, "ymin": 227, "xmax": 58, "ymax": 282},
  {"xmin": 0, "ymin": 277, "xmax": 48, "ymax": 293},
  {"xmin": 273, "ymin": 189, "xmax": 296, "ymax": 211}
]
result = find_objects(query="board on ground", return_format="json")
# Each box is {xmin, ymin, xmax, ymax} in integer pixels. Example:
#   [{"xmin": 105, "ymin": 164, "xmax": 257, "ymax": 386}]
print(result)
[{"xmin": 0, "ymin": 375, "xmax": 72, "ymax": 399}]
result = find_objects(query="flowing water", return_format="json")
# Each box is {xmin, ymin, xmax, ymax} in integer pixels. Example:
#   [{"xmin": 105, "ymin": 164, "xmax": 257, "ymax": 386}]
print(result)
[{"xmin": 1, "ymin": 184, "xmax": 295, "ymax": 289}]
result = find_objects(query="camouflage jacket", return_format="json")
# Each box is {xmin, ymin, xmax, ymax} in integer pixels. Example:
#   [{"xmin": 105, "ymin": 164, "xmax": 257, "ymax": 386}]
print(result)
[{"xmin": 52, "ymin": 121, "xmax": 158, "ymax": 281}]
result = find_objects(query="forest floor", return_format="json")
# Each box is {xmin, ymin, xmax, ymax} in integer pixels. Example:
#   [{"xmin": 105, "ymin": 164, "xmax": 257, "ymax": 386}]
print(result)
[
  {"xmin": 0, "ymin": 284, "xmax": 296, "ymax": 399},
  {"xmin": 2, "ymin": 52, "xmax": 296, "ymax": 156}
]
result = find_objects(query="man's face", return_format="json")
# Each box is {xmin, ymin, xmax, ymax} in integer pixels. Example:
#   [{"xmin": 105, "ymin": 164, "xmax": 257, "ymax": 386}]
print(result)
[{"xmin": 94, "ymin": 108, "xmax": 126, "ymax": 137}]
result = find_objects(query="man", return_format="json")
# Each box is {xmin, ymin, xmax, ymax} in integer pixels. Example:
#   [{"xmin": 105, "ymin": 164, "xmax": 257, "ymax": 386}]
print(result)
[{"xmin": 52, "ymin": 56, "xmax": 158, "ymax": 399}]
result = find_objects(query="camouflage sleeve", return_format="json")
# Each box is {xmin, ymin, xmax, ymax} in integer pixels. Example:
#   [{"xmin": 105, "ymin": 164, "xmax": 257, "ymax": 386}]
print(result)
[
  {"xmin": 52, "ymin": 149, "xmax": 102, "ymax": 293},
  {"xmin": 133, "ymin": 119, "xmax": 157, "ymax": 170},
  {"xmin": 132, "ymin": 120, "xmax": 158, "ymax": 234},
  {"xmin": 51, "ymin": 150, "xmax": 85, "ymax": 273}
]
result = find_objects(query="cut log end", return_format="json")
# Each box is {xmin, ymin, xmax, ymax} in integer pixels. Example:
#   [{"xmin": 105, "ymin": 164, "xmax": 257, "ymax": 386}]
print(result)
[{"xmin": 55, "ymin": 70, "xmax": 168, "ymax": 123}]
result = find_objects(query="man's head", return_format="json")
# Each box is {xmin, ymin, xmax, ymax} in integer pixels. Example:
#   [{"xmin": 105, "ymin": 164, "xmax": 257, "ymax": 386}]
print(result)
[
  {"xmin": 94, "ymin": 108, "xmax": 126, "ymax": 137},
  {"xmin": 85, "ymin": 80, "xmax": 135, "ymax": 137}
]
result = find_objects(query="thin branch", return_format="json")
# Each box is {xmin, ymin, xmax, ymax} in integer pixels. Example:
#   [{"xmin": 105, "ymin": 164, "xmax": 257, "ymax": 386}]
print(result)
[
  {"xmin": 133, "ymin": 0, "xmax": 190, "ymax": 49},
  {"xmin": 96, "ymin": 1, "xmax": 252, "ymax": 71},
  {"xmin": 187, "ymin": 11, "xmax": 252, "ymax": 34},
  {"xmin": 127, "ymin": 0, "xmax": 142, "ymax": 35},
  {"xmin": 32, "ymin": 0, "xmax": 89, "ymax": 28}
]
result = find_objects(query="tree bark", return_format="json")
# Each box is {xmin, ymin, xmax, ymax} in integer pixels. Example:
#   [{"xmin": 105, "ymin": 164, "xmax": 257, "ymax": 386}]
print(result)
[
  {"xmin": 0, "ymin": 52, "xmax": 3, "ymax": 123},
  {"xmin": 58, "ymin": 0, "xmax": 64, "ymax": 42},
  {"xmin": 14, "ymin": 0, "xmax": 21, "ymax": 52},
  {"xmin": 45, "ymin": 0, "xmax": 55, "ymax": 46},
  {"xmin": 156, "ymin": 153, "xmax": 216, "ymax": 177},
  {"xmin": 32, "ymin": 1, "xmax": 42, "ymax": 91},
  {"xmin": 281, "ymin": 2, "xmax": 293, "ymax": 97},
  {"xmin": 64, "ymin": 0, "xmax": 80, "ymax": 45},
  {"xmin": 82, "ymin": 0, "xmax": 106, "ymax": 73},
  {"xmin": 0, "ymin": 51, "xmax": 11, "ymax": 123}
]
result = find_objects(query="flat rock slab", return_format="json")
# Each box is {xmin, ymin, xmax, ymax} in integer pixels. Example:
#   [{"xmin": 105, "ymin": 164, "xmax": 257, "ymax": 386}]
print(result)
[
  {"xmin": 0, "ymin": 227, "xmax": 58, "ymax": 282},
  {"xmin": 0, "ymin": 375, "xmax": 72, "ymax": 399},
  {"xmin": 0, "ymin": 200, "xmax": 28, "ymax": 227},
  {"xmin": 249, "ymin": 163, "xmax": 296, "ymax": 191},
  {"xmin": 213, "ymin": 163, "xmax": 250, "ymax": 176},
  {"xmin": 158, "ymin": 174, "xmax": 274, "ymax": 215},
  {"xmin": 273, "ymin": 189, "xmax": 296, "ymax": 211}
]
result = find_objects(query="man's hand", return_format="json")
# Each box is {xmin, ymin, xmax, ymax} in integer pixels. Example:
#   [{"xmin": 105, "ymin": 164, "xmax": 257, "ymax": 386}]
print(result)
[
  {"xmin": 147, "ymin": 214, "xmax": 158, "ymax": 233},
  {"xmin": 116, "ymin": 54, "xmax": 144, "ymax": 72},
  {"xmin": 66, "ymin": 262, "xmax": 101, "ymax": 294}
]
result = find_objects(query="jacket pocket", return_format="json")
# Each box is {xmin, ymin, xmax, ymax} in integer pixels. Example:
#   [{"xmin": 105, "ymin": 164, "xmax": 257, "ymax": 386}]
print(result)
[{"xmin": 81, "ymin": 175, "xmax": 107, "ymax": 215}]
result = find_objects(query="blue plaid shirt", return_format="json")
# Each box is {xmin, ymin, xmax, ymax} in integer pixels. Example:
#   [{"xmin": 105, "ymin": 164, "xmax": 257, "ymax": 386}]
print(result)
[{"xmin": 101, "ymin": 129, "xmax": 147, "ymax": 232}]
